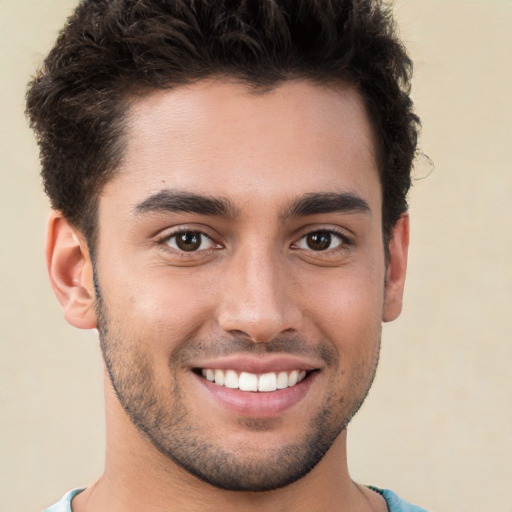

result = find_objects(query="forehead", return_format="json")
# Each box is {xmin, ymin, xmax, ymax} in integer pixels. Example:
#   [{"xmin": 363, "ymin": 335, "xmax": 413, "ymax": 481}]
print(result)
[{"xmin": 106, "ymin": 79, "xmax": 380, "ymax": 212}]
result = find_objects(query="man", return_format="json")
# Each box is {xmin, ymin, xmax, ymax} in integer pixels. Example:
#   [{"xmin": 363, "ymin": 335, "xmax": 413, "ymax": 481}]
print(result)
[{"xmin": 26, "ymin": 0, "xmax": 425, "ymax": 510}]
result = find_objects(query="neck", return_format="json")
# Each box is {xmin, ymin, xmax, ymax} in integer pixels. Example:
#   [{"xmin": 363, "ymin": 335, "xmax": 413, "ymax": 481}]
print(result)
[{"xmin": 72, "ymin": 373, "xmax": 380, "ymax": 512}]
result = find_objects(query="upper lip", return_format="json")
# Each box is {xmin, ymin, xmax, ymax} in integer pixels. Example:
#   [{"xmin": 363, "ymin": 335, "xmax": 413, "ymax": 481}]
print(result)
[{"xmin": 190, "ymin": 355, "xmax": 321, "ymax": 374}]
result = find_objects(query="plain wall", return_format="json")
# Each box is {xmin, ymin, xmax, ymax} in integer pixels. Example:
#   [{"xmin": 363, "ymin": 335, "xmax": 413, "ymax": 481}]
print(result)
[{"xmin": 1, "ymin": 1, "xmax": 511, "ymax": 511}]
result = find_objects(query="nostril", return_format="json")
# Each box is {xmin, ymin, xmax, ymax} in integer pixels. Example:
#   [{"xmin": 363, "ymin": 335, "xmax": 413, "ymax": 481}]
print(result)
[
  {"xmin": 228, "ymin": 329, "xmax": 252, "ymax": 339},
  {"xmin": 217, "ymin": 293, "xmax": 304, "ymax": 344}
]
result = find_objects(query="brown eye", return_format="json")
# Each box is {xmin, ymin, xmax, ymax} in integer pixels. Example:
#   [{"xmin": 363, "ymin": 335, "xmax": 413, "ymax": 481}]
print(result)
[
  {"xmin": 296, "ymin": 231, "xmax": 344, "ymax": 252},
  {"xmin": 306, "ymin": 232, "xmax": 332, "ymax": 251},
  {"xmin": 166, "ymin": 231, "xmax": 213, "ymax": 252}
]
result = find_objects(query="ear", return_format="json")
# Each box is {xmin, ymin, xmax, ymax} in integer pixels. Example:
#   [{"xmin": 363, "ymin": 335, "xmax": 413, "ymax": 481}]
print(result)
[
  {"xmin": 382, "ymin": 213, "xmax": 409, "ymax": 322},
  {"xmin": 46, "ymin": 210, "xmax": 98, "ymax": 329}
]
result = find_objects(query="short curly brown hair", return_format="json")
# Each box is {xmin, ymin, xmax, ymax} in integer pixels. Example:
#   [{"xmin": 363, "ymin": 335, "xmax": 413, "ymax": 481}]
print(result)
[{"xmin": 26, "ymin": 0, "xmax": 419, "ymax": 252}]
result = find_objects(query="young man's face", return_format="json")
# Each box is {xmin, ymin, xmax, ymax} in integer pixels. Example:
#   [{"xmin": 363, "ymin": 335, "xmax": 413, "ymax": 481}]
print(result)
[{"xmin": 87, "ymin": 80, "xmax": 407, "ymax": 490}]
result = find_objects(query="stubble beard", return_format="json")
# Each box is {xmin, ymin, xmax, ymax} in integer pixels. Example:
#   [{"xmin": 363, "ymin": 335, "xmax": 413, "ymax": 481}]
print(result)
[{"xmin": 95, "ymin": 286, "xmax": 380, "ymax": 492}]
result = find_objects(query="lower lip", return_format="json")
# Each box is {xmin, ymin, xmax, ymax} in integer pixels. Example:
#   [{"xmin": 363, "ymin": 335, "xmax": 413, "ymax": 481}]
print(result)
[{"xmin": 195, "ymin": 372, "xmax": 317, "ymax": 418}]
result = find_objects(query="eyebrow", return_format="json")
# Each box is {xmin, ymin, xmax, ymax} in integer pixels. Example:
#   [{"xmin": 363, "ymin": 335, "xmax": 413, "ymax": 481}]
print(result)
[
  {"xmin": 133, "ymin": 190, "xmax": 239, "ymax": 218},
  {"xmin": 281, "ymin": 192, "xmax": 371, "ymax": 218},
  {"xmin": 133, "ymin": 189, "xmax": 370, "ymax": 220}
]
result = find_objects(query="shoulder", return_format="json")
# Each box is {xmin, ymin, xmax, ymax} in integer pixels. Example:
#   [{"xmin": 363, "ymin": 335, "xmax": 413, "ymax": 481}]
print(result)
[
  {"xmin": 44, "ymin": 489, "xmax": 85, "ymax": 512},
  {"xmin": 370, "ymin": 487, "xmax": 432, "ymax": 512}
]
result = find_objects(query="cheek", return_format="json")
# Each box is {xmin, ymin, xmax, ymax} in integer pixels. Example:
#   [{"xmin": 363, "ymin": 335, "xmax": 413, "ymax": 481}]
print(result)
[
  {"xmin": 100, "ymin": 264, "xmax": 220, "ymax": 351},
  {"xmin": 299, "ymin": 265, "xmax": 385, "ymax": 354}
]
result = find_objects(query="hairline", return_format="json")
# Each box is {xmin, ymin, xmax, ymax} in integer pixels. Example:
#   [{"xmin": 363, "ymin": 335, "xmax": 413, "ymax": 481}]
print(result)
[{"xmin": 80, "ymin": 75, "xmax": 398, "ymax": 262}]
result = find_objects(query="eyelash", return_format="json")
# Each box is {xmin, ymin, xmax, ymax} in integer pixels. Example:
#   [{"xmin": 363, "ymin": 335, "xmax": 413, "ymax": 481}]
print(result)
[
  {"xmin": 156, "ymin": 227, "xmax": 353, "ymax": 256},
  {"xmin": 157, "ymin": 229, "xmax": 219, "ymax": 255},
  {"xmin": 293, "ymin": 228, "xmax": 353, "ymax": 254}
]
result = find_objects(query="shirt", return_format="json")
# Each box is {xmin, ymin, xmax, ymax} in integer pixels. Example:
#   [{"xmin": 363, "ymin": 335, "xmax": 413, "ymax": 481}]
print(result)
[{"xmin": 45, "ymin": 487, "xmax": 431, "ymax": 511}]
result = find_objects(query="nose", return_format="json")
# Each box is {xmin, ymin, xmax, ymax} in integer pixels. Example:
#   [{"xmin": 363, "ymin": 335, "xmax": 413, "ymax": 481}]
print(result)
[{"xmin": 216, "ymin": 245, "xmax": 303, "ymax": 343}]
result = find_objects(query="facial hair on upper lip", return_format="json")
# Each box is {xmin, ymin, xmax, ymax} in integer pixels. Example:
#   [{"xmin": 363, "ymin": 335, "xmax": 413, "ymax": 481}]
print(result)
[
  {"xmin": 168, "ymin": 333, "xmax": 338, "ymax": 370},
  {"xmin": 94, "ymin": 275, "xmax": 380, "ymax": 492}
]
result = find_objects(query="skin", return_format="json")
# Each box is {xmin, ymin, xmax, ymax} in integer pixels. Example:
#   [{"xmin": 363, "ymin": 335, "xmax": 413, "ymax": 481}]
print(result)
[{"xmin": 46, "ymin": 79, "xmax": 408, "ymax": 512}]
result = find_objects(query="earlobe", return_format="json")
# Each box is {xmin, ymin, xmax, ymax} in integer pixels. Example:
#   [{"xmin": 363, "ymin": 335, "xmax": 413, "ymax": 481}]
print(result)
[
  {"xmin": 46, "ymin": 210, "xmax": 98, "ymax": 329},
  {"xmin": 382, "ymin": 213, "xmax": 409, "ymax": 323}
]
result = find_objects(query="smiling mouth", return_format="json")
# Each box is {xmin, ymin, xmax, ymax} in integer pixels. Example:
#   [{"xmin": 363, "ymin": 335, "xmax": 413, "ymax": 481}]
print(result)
[{"xmin": 197, "ymin": 369, "xmax": 310, "ymax": 392}]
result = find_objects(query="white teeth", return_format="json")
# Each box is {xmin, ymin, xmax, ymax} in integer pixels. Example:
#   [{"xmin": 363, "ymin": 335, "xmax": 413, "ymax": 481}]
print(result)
[
  {"xmin": 200, "ymin": 368, "xmax": 308, "ymax": 392},
  {"xmin": 258, "ymin": 372, "xmax": 277, "ymax": 392},
  {"xmin": 276, "ymin": 371, "xmax": 288, "ymax": 389},
  {"xmin": 239, "ymin": 372, "xmax": 258, "ymax": 391},
  {"xmin": 214, "ymin": 369, "xmax": 225, "ymax": 386},
  {"xmin": 224, "ymin": 369, "xmax": 239, "ymax": 389}
]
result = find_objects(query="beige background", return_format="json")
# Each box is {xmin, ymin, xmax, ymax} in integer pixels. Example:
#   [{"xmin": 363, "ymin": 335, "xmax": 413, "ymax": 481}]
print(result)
[{"xmin": 1, "ymin": 1, "xmax": 511, "ymax": 511}]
